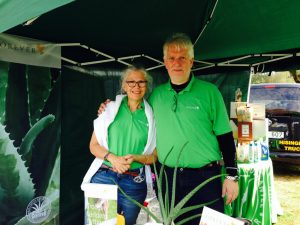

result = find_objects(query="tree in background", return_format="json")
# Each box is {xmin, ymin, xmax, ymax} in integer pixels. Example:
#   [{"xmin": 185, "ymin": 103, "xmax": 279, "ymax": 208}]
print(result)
[
  {"xmin": 290, "ymin": 70, "xmax": 300, "ymax": 83},
  {"xmin": 251, "ymin": 70, "xmax": 299, "ymax": 84}
]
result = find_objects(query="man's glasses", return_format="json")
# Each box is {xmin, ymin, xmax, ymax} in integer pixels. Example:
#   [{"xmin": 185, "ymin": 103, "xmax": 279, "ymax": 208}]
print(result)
[
  {"xmin": 166, "ymin": 56, "xmax": 188, "ymax": 64},
  {"xmin": 172, "ymin": 94, "xmax": 178, "ymax": 112},
  {"xmin": 126, "ymin": 80, "xmax": 147, "ymax": 88}
]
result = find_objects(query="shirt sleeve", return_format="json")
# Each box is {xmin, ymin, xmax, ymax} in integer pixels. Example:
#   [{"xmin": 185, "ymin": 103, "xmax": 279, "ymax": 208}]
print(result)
[
  {"xmin": 217, "ymin": 131, "xmax": 238, "ymax": 176},
  {"xmin": 211, "ymin": 86, "xmax": 232, "ymax": 135}
]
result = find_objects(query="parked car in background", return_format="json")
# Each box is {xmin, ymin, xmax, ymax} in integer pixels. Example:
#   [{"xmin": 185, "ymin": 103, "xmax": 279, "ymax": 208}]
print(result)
[{"xmin": 249, "ymin": 83, "xmax": 300, "ymax": 164}]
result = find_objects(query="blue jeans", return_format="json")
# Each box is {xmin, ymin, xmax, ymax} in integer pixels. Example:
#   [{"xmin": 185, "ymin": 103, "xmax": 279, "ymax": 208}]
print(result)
[
  {"xmin": 91, "ymin": 168, "xmax": 147, "ymax": 225},
  {"xmin": 161, "ymin": 164, "xmax": 224, "ymax": 225}
]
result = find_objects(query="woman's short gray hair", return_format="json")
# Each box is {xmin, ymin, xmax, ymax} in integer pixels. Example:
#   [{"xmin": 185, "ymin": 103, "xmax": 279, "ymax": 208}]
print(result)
[{"xmin": 120, "ymin": 66, "xmax": 153, "ymax": 95}]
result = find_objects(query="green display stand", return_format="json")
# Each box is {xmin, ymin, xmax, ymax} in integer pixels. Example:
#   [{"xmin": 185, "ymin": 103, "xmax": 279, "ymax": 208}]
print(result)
[{"xmin": 226, "ymin": 159, "xmax": 282, "ymax": 225}]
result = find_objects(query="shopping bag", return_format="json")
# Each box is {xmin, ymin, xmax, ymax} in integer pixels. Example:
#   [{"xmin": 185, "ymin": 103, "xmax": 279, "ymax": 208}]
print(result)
[{"xmin": 84, "ymin": 183, "xmax": 118, "ymax": 225}]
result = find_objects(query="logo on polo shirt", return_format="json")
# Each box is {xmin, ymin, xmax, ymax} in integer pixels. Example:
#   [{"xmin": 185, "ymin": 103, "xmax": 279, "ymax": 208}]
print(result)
[
  {"xmin": 185, "ymin": 105, "xmax": 200, "ymax": 110},
  {"xmin": 137, "ymin": 119, "xmax": 149, "ymax": 127}
]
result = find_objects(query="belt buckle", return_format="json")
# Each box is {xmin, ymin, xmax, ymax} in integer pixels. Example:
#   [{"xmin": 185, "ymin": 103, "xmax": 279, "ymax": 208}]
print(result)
[{"xmin": 133, "ymin": 174, "xmax": 145, "ymax": 183}]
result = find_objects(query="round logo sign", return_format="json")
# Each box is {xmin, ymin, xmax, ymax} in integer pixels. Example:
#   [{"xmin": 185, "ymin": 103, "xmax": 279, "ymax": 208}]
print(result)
[{"xmin": 26, "ymin": 196, "xmax": 51, "ymax": 224}]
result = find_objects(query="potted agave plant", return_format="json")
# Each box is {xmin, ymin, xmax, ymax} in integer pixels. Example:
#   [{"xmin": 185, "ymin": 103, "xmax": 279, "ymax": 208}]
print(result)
[{"xmin": 117, "ymin": 143, "xmax": 224, "ymax": 225}]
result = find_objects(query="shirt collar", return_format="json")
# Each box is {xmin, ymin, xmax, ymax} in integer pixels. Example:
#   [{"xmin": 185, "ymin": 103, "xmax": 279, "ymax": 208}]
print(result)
[
  {"xmin": 167, "ymin": 74, "xmax": 195, "ymax": 93},
  {"xmin": 122, "ymin": 96, "xmax": 145, "ymax": 110}
]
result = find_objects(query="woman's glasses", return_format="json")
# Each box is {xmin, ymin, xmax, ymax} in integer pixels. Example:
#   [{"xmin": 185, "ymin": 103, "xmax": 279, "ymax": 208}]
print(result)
[{"xmin": 126, "ymin": 80, "xmax": 147, "ymax": 88}]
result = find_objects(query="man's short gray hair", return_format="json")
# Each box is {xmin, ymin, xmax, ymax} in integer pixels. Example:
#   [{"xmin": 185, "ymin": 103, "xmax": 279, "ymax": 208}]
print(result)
[{"xmin": 163, "ymin": 33, "xmax": 194, "ymax": 59}]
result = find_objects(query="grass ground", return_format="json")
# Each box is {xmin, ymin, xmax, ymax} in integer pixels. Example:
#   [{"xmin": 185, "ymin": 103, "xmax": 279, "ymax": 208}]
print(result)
[{"xmin": 273, "ymin": 162, "xmax": 300, "ymax": 225}]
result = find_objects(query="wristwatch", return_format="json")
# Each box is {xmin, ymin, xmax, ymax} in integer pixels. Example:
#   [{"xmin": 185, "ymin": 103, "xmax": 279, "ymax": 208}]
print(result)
[
  {"xmin": 103, "ymin": 152, "xmax": 111, "ymax": 161},
  {"xmin": 225, "ymin": 175, "xmax": 239, "ymax": 182}
]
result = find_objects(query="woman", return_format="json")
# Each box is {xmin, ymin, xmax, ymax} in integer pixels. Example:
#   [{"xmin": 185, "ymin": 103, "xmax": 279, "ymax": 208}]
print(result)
[{"xmin": 82, "ymin": 66, "xmax": 157, "ymax": 225}]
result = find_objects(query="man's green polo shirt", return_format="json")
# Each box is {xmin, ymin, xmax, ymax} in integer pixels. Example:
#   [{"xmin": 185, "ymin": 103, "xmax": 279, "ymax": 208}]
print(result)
[
  {"xmin": 104, "ymin": 97, "xmax": 148, "ymax": 169},
  {"xmin": 148, "ymin": 76, "xmax": 231, "ymax": 168}
]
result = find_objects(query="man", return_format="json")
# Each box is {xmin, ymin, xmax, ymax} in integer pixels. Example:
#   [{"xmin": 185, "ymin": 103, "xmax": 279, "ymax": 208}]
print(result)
[
  {"xmin": 147, "ymin": 33, "xmax": 238, "ymax": 224},
  {"xmin": 99, "ymin": 33, "xmax": 239, "ymax": 225}
]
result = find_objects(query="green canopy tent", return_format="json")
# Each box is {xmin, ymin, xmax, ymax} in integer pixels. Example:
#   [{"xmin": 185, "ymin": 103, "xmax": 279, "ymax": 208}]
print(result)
[
  {"xmin": 0, "ymin": 0, "xmax": 74, "ymax": 33},
  {"xmin": 1, "ymin": 1, "xmax": 300, "ymax": 225},
  {"xmin": 2, "ymin": 0, "xmax": 300, "ymax": 72}
]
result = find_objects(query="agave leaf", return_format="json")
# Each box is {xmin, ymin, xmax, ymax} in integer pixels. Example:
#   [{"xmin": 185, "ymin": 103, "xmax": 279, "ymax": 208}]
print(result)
[
  {"xmin": 170, "ymin": 174, "xmax": 224, "ymax": 222},
  {"xmin": 26, "ymin": 66, "xmax": 52, "ymax": 127},
  {"xmin": 175, "ymin": 213, "xmax": 202, "ymax": 225},
  {"xmin": 0, "ymin": 61, "xmax": 9, "ymax": 124},
  {"xmin": 29, "ymin": 75, "xmax": 61, "ymax": 196},
  {"xmin": 113, "ymin": 179, "xmax": 161, "ymax": 223},
  {"xmin": 14, "ymin": 150, "xmax": 61, "ymax": 225},
  {"xmin": 153, "ymin": 146, "xmax": 174, "ymax": 222},
  {"xmin": 170, "ymin": 142, "xmax": 188, "ymax": 215},
  {"xmin": 45, "ymin": 148, "xmax": 61, "ymax": 195},
  {"xmin": 0, "ymin": 124, "xmax": 35, "ymax": 222},
  {"xmin": 163, "ymin": 170, "xmax": 169, "ymax": 216},
  {"xmin": 175, "ymin": 198, "xmax": 218, "ymax": 218},
  {"xmin": 5, "ymin": 63, "xmax": 30, "ymax": 147},
  {"xmin": 115, "ymin": 142, "xmax": 225, "ymax": 225},
  {"xmin": 149, "ymin": 143, "xmax": 223, "ymax": 225},
  {"xmin": 19, "ymin": 114, "xmax": 55, "ymax": 160}
]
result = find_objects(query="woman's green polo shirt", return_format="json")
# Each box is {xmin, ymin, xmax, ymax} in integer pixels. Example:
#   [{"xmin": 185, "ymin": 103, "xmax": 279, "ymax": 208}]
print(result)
[{"xmin": 103, "ymin": 97, "xmax": 148, "ymax": 169}]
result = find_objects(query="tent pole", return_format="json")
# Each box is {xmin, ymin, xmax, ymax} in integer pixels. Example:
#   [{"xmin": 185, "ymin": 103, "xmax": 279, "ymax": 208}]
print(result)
[
  {"xmin": 147, "ymin": 65, "xmax": 164, "ymax": 71},
  {"xmin": 57, "ymin": 43, "xmax": 81, "ymax": 46},
  {"xmin": 61, "ymin": 57, "xmax": 78, "ymax": 65},
  {"xmin": 143, "ymin": 55, "xmax": 163, "ymax": 65},
  {"xmin": 246, "ymin": 67, "xmax": 254, "ymax": 105},
  {"xmin": 81, "ymin": 45, "xmax": 114, "ymax": 59},
  {"xmin": 193, "ymin": 0, "xmax": 219, "ymax": 45},
  {"xmin": 80, "ymin": 59, "xmax": 115, "ymax": 66},
  {"xmin": 192, "ymin": 64, "xmax": 215, "ymax": 71},
  {"xmin": 194, "ymin": 60, "xmax": 213, "ymax": 65},
  {"xmin": 252, "ymin": 55, "xmax": 293, "ymax": 66}
]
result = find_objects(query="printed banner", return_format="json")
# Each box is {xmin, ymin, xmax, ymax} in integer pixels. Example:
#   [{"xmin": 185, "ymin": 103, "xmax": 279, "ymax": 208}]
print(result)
[
  {"xmin": 0, "ymin": 62, "xmax": 61, "ymax": 225},
  {"xmin": 200, "ymin": 206, "xmax": 244, "ymax": 225},
  {"xmin": 0, "ymin": 33, "xmax": 61, "ymax": 68}
]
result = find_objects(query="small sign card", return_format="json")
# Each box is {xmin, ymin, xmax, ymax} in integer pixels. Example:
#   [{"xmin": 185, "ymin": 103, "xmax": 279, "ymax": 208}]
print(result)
[
  {"xmin": 84, "ymin": 183, "xmax": 118, "ymax": 225},
  {"xmin": 200, "ymin": 206, "xmax": 244, "ymax": 225}
]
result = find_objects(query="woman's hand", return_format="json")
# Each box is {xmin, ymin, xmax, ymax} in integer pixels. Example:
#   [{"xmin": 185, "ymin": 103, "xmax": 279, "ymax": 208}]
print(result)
[{"xmin": 107, "ymin": 154, "xmax": 131, "ymax": 174}]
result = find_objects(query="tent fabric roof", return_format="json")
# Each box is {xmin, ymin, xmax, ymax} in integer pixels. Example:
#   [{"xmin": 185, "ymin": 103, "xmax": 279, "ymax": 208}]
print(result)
[
  {"xmin": 0, "ymin": 0, "xmax": 74, "ymax": 33},
  {"xmin": 195, "ymin": 0, "xmax": 300, "ymax": 60},
  {"xmin": 2, "ymin": 0, "xmax": 300, "ymax": 72}
]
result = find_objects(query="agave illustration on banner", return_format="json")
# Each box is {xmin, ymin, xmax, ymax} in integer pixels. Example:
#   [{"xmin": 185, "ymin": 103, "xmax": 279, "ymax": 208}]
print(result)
[{"xmin": 0, "ymin": 62, "xmax": 61, "ymax": 225}]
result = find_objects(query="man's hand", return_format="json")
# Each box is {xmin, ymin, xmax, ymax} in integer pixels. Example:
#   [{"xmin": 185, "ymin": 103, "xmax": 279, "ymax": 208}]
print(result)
[
  {"xmin": 97, "ymin": 99, "xmax": 111, "ymax": 115},
  {"xmin": 124, "ymin": 154, "xmax": 134, "ymax": 165},
  {"xmin": 222, "ymin": 179, "xmax": 239, "ymax": 204}
]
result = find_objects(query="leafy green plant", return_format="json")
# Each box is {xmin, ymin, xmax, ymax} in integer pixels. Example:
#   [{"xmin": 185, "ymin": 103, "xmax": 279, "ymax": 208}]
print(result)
[{"xmin": 117, "ymin": 143, "xmax": 224, "ymax": 225}]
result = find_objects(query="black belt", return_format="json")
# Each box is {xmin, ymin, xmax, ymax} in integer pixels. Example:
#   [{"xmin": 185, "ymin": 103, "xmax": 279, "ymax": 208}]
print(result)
[
  {"xmin": 100, "ymin": 164, "xmax": 141, "ymax": 177},
  {"xmin": 166, "ymin": 160, "xmax": 222, "ymax": 172},
  {"xmin": 203, "ymin": 160, "xmax": 222, "ymax": 168}
]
